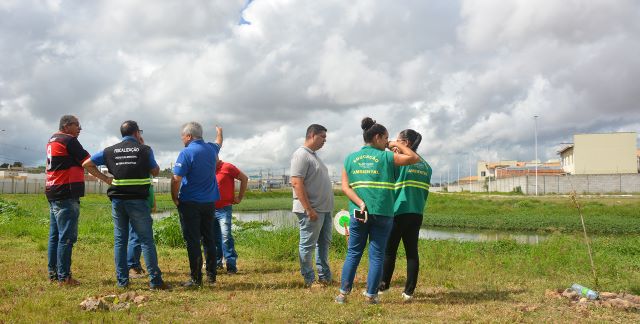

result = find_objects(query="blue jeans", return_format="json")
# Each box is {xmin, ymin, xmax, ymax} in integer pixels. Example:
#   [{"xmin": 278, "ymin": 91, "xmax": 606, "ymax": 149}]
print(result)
[
  {"xmin": 111, "ymin": 199, "xmax": 163, "ymax": 287},
  {"xmin": 178, "ymin": 201, "xmax": 217, "ymax": 283},
  {"xmin": 127, "ymin": 226, "xmax": 142, "ymax": 270},
  {"xmin": 339, "ymin": 214, "xmax": 393, "ymax": 297},
  {"xmin": 47, "ymin": 199, "xmax": 79, "ymax": 281},
  {"xmin": 214, "ymin": 205, "xmax": 238, "ymax": 270},
  {"xmin": 296, "ymin": 211, "xmax": 332, "ymax": 284}
]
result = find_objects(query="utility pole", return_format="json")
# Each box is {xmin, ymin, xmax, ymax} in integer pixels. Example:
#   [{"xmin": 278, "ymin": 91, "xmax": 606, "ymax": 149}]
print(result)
[
  {"xmin": 447, "ymin": 169, "xmax": 450, "ymax": 186},
  {"xmin": 534, "ymin": 115, "xmax": 539, "ymax": 196}
]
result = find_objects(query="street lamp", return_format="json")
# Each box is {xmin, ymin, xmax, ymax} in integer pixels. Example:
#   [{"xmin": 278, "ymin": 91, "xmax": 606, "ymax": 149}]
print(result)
[{"xmin": 534, "ymin": 115, "xmax": 539, "ymax": 196}]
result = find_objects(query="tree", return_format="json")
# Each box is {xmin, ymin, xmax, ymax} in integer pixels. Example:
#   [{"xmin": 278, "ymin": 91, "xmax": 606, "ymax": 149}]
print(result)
[
  {"xmin": 12, "ymin": 161, "xmax": 22, "ymax": 168},
  {"xmin": 157, "ymin": 167, "xmax": 174, "ymax": 178},
  {"xmin": 0, "ymin": 163, "xmax": 9, "ymax": 168}
]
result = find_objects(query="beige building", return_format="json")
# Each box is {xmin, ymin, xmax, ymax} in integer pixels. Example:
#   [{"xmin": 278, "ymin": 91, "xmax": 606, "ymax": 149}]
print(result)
[
  {"xmin": 558, "ymin": 132, "xmax": 638, "ymax": 174},
  {"xmin": 477, "ymin": 160, "xmax": 518, "ymax": 181}
]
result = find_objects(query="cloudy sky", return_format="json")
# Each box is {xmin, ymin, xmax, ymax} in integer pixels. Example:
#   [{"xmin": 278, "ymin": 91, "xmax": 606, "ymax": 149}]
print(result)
[{"xmin": 1, "ymin": 0, "xmax": 639, "ymax": 182}]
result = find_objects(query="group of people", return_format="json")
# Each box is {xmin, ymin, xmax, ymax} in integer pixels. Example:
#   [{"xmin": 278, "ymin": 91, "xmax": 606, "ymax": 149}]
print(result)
[
  {"xmin": 291, "ymin": 118, "xmax": 432, "ymax": 304},
  {"xmin": 45, "ymin": 114, "xmax": 432, "ymax": 304},
  {"xmin": 46, "ymin": 115, "xmax": 247, "ymax": 289}
]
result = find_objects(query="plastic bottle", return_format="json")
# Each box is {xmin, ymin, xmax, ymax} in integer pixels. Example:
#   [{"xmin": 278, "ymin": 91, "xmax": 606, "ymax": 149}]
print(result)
[{"xmin": 571, "ymin": 283, "xmax": 599, "ymax": 300}]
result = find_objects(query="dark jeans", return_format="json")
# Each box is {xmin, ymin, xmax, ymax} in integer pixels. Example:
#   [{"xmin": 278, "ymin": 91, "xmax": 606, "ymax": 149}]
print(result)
[
  {"xmin": 178, "ymin": 201, "xmax": 217, "ymax": 283},
  {"xmin": 380, "ymin": 213, "xmax": 423, "ymax": 295}
]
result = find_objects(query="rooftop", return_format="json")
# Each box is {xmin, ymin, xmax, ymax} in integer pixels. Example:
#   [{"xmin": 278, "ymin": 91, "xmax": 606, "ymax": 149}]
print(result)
[{"xmin": 557, "ymin": 144, "xmax": 574, "ymax": 154}]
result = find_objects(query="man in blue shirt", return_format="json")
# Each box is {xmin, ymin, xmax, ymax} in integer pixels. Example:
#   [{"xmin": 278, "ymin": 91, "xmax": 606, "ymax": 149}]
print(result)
[
  {"xmin": 171, "ymin": 122, "xmax": 223, "ymax": 287},
  {"xmin": 83, "ymin": 120, "xmax": 169, "ymax": 290}
]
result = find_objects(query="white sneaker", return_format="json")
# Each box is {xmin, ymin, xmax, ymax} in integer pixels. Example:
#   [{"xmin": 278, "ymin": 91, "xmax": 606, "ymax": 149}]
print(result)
[{"xmin": 402, "ymin": 292, "xmax": 413, "ymax": 302}]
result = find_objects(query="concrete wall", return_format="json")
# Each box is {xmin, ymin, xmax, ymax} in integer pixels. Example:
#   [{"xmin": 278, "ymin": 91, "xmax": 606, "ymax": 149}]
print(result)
[
  {"xmin": 574, "ymin": 133, "xmax": 637, "ymax": 174},
  {"xmin": 3, "ymin": 175, "xmax": 640, "ymax": 195},
  {"xmin": 0, "ymin": 178, "xmax": 173, "ymax": 194},
  {"xmin": 445, "ymin": 174, "xmax": 640, "ymax": 194}
]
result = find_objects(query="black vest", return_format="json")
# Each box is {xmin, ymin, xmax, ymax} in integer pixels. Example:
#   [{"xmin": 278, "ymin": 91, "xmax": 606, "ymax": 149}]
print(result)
[{"xmin": 103, "ymin": 140, "xmax": 152, "ymax": 200}]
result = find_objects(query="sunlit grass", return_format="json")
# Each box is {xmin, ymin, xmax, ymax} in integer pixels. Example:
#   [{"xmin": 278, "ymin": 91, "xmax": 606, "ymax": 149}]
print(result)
[{"xmin": 1, "ymin": 193, "xmax": 640, "ymax": 322}]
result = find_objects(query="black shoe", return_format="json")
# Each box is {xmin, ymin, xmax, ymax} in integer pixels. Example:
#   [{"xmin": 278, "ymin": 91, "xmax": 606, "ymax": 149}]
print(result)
[
  {"xmin": 150, "ymin": 281, "xmax": 172, "ymax": 290},
  {"xmin": 216, "ymin": 264, "xmax": 224, "ymax": 271},
  {"xmin": 206, "ymin": 276, "xmax": 216, "ymax": 284},
  {"xmin": 227, "ymin": 267, "xmax": 238, "ymax": 274},
  {"xmin": 182, "ymin": 279, "xmax": 202, "ymax": 288},
  {"xmin": 58, "ymin": 277, "xmax": 81, "ymax": 287},
  {"xmin": 129, "ymin": 267, "xmax": 146, "ymax": 279}
]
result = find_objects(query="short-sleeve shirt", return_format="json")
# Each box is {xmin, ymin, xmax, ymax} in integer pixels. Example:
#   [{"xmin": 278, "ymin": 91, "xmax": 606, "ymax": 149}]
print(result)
[
  {"xmin": 215, "ymin": 161, "xmax": 240, "ymax": 209},
  {"xmin": 344, "ymin": 146, "xmax": 396, "ymax": 217},
  {"xmin": 290, "ymin": 146, "xmax": 334, "ymax": 213},
  {"xmin": 173, "ymin": 139, "xmax": 220, "ymax": 203},
  {"xmin": 45, "ymin": 132, "xmax": 90, "ymax": 201}
]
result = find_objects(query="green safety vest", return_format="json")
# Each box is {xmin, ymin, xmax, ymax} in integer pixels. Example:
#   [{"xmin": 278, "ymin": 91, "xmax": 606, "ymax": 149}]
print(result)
[
  {"xmin": 394, "ymin": 156, "xmax": 432, "ymax": 216},
  {"xmin": 344, "ymin": 146, "xmax": 396, "ymax": 217}
]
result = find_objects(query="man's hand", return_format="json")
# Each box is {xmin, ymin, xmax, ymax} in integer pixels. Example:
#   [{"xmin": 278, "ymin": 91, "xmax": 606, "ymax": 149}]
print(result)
[
  {"xmin": 233, "ymin": 196, "xmax": 242, "ymax": 204},
  {"xmin": 105, "ymin": 177, "xmax": 113, "ymax": 185},
  {"xmin": 215, "ymin": 125, "xmax": 223, "ymax": 147},
  {"xmin": 307, "ymin": 208, "xmax": 318, "ymax": 221},
  {"xmin": 171, "ymin": 174, "xmax": 182, "ymax": 207}
]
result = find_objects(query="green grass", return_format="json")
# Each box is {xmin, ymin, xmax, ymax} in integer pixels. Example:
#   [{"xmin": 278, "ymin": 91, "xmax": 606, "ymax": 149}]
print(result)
[
  {"xmin": 424, "ymin": 193, "xmax": 640, "ymax": 234},
  {"xmin": 1, "ymin": 193, "xmax": 640, "ymax": 322}
]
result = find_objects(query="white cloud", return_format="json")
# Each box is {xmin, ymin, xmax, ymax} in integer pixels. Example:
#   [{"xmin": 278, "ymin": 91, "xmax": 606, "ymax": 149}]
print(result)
[{"xmin": 1, "ymin": 0, "xmax": 639, "ymax": 183}]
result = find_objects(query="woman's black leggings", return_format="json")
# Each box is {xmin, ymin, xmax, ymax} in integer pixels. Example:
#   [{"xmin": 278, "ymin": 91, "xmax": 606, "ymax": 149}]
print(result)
[{"xmin": 379, "ymin": 213, "xmax": 423, "ymax": 295}]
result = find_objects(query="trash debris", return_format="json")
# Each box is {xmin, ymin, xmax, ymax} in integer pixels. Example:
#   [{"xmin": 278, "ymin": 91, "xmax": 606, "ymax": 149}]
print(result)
[
  {"xmin": 571, "ymin": 283, "xmax": 598, "ymax": 300},
  {"xmin": 548, "ymin": 288, "xmax": 640, "ymax": 312},
  {"xmin": 80, "ymin": 292, "xmax": 149, "ymax": 311}
]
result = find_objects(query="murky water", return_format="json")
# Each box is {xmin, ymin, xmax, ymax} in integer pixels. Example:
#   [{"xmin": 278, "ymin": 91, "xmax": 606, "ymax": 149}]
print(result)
[{"xmin": 152, "ymin": 209, "xmax": 547, "ymax": 244}]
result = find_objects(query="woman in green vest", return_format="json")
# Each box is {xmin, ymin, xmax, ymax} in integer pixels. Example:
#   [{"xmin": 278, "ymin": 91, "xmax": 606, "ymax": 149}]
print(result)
[
  {"xmin": 378, "ymin": 129, "xmax": 431, "ymax": 302},
  {"xmin": 335, "ymin": 117, "xmax": 419, "ymax": 305}
]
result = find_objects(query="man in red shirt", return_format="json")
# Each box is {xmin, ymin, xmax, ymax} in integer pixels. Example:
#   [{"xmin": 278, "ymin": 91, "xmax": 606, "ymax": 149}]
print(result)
[
  {"xmin": 213, "ymin": 157, "xmax": 248, "ymax": 274},
  {"xmin": 45, "ymin": 115, "xmax": 111, "ymax": 286}
]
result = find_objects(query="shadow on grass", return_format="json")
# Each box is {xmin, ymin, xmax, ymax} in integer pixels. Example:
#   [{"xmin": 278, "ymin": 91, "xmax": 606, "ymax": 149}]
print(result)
[
  {"xmin": 214, "ymin": 280, "xmax": 305, "ymax": 292},
  {"xmin": 404, "ymin": 288, "xmax": 527, "ymax": 305}
]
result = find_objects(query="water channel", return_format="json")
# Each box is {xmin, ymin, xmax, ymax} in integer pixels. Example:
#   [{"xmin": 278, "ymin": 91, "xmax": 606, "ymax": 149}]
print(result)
[{"xmin": 153, "ymin": 209, "xmax": 547, "ymax": 245}]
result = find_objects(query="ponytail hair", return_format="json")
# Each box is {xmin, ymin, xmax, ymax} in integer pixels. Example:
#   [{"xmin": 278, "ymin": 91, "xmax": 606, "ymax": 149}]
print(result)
[
  {"xmin": 361, "ymin": 117, "xmax": 387, "ymax": 143},
  {"xmin": 399, "ymin": 129, "xmax": 422, "ymax": 151}
]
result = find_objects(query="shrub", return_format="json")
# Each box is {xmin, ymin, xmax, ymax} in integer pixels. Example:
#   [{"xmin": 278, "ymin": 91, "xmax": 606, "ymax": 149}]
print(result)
[{"xmin": 153, "ymin": 213, "xmax": 185, "ymax": 248}]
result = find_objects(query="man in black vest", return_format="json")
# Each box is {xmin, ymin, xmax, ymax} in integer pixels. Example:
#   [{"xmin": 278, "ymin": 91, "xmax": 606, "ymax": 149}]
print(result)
[{"xmin": 83, "ymin": 120, "xmax": 170, "ymax": 290}]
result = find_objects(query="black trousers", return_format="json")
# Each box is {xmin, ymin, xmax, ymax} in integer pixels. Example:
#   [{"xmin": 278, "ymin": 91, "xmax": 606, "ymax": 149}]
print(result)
[
  {"xmin": 379, "ymin": 213, "xmax": 423, "ymax": 295},
  {"xmin": 178, "ymin": 201, "xmax": 217, "ymax": 283}
]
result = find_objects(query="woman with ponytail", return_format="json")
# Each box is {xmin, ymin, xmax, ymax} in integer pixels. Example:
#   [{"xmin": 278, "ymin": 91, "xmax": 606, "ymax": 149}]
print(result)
[
  {"xmin": 335, "ymin": 118, "xmax": 419, "ymax": 305},
  {"xmin": 378, "ymin": 129, "xmax": 432, "ymax": 302}
]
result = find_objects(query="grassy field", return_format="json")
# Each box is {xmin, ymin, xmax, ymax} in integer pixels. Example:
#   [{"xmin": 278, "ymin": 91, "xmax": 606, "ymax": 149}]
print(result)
[
  {"xmin": 222, "ymin": 190, "xmax": 640, "ymax": 234},
  {"xmin": 1, "ymin": 193, "xmax": 640, "ymax": 322}
]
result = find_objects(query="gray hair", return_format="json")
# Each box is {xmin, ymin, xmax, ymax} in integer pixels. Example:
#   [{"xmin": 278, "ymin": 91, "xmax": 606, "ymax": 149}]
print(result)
[
  {"xmin": 58, "ymin": 115, "xmax": 78, "ymax": 131},
  {"xmin": 181, "ymin": 122, "xmax": 203, "ymax": 139}
]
